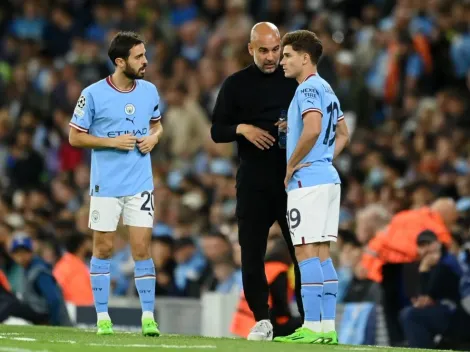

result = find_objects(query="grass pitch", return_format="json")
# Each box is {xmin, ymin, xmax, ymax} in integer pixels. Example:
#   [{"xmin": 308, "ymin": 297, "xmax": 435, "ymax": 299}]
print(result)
[{"xmin": 0, "ymin": 325, "xmax": 453, "ymax": 352}]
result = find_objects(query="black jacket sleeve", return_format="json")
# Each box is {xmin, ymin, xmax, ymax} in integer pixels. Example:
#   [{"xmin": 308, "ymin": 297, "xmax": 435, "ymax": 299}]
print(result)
[
  {"xmin": 211, "ymin": 77, "xmax": 238, "ymax": 143},
  {"xmin": 420, "ymin": 264, "xmax": 461, "ymax": 301}
]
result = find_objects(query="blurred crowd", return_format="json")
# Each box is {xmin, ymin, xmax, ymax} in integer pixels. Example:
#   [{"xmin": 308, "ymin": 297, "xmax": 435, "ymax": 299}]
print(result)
[{"xmin": 0, "ymin": 0, "xmax": 470, "ymax": 347}]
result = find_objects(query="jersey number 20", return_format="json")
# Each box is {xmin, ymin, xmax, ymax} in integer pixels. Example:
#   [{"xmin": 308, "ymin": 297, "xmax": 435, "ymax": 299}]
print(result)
[{"xmin": 323, "ymin": 102, "xmax": 338, "ymax": 146}]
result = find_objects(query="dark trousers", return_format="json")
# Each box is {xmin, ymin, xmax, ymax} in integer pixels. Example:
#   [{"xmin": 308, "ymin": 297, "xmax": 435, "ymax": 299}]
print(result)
[
  {"xmin": 381, "ymin": 264, "xmax": 407, "ymax": 346},
  {"xmin": 0, "ymin": 292, "xmax": 49, "ymax": 324},
  {"xmin": 400, "ymin": 304, "xmax": 453, "ymax": 349},
  {"xmin": 273, "ymin": 316, "xmax": 303, "ymax": 337},
  {"xmin": 236, "ymin": 183, "xmax": 304, "ymax": 322}
]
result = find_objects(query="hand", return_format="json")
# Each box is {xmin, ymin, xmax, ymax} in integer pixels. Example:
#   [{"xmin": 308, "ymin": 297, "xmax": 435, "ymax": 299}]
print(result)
[
  {"xmin": 284, "ymin": 163, "xmax": 312, "ymax": 188},
  {"xmin": 238, "ymin": 124, "xmax": 275, "ymax": 150},
  {"xmin": 137, "ymin": 134, "xmax": 159, "ymax": 154},
  {"xmin": 111, "ymin": 134, "xmax": 137, "ymax": 151},
  {"xmin": 413, "ymin": 295, "xmax": 434, "ymax": 308},
  {"xmin": 275, "ymin": 120, "xmax": 287, "ymax": 131},
  {"xmin": 419, "ymin": 252, "xmax": 440, "ymax": 272}
]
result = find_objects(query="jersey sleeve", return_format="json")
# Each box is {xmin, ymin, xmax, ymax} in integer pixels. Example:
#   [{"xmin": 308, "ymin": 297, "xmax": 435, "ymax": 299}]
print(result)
[
  {"xmin": 338, "ymin": 103, "xmax": 344, "ymax": 122},
  {"xmin": 151, "ymin": 85, "xmax": 162, "ymax": 122},
  {"xmin": 298, "ymin": 83, "xmax": 323, "ymax": 118},
  {"xmin": 69, "ymin": 90, "xmax": 95, "ymax": 132}
]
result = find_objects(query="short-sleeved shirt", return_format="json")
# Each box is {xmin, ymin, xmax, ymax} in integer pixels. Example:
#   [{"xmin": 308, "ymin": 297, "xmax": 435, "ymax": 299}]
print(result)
[
  {"xmin": 69, "ymin": 76, "xmax": 161, "ymax": 197},
  {"xmin": 286, "ymin": 73, "xmax": 344, "ymax": 192}
]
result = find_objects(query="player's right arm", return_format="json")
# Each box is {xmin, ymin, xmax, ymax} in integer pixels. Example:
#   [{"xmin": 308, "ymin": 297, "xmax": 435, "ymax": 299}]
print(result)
[
  {"xmin": 333, "ymin": 118, "xmax": 349, "ymax": 159},
  {"xmin": 211, "ymin": 77, "xmax": 238, "ymax": 143},
  {"xmin": 68, "ymin": 90, "xmax": 136, "ymax": 150},
  {"xmin": 69, "ymin": 128, "xmax": 137, "ymax": 150}
]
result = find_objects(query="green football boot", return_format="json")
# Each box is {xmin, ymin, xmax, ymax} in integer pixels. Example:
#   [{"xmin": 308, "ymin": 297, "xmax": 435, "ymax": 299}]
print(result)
[
  {"xmin": 273, "ymin": 327, "xmax": 325, "ymax": 344},
  {"xmin": 322, "ymin": 330, "xmax": 339, "ymax": 345},
  {"xmin": 142, "ymin": 318, "xmax": 160, "ymax": 337},
  {"xmin": 97, "ymin": 320, "xmax": 114, "ymax": 335}
]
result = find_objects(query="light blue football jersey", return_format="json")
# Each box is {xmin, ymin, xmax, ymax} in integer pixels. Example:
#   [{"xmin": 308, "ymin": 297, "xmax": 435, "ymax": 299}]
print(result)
[
  {"xmin": 286, "ymin": 73, "xmax": 344, "ymax": 192},
  {"xmin": 69, "ymin": 76, "xmax": 161, "ymax": 197}
]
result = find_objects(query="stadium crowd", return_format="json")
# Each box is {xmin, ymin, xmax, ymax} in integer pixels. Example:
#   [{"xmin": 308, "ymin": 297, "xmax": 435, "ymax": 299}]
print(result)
[{"xmin": 0, "ymin": 0, "xmax": 470, "ymax": 349}]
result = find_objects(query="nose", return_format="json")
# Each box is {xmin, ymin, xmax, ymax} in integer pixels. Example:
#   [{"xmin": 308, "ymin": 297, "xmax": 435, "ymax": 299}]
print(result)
[{"xmin": 267, "ymin": 51, "xmax": 274, "ymax": 61}]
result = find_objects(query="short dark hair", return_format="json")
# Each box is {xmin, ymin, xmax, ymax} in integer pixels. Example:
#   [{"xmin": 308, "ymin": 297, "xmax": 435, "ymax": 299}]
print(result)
[
  {"xmin": 281, "ymin": 30, "xmax": 323, "ymax": 64},
  {"xmin": 63, "ymin": 232, "xmax": 89, "ymax": 254},
  {"xmin": 108, "ymin": 31, "xmax": 145, "ymax": 66},
  {"xmin": 417, "ymin": 230, "xmax": 438, "ymax": 246}
]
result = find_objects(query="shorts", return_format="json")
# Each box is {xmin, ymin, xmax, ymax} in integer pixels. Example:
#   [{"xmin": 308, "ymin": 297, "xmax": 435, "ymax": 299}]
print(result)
[
  {"xmin": 287, "ymin": 183, "xmax": 340, "ymax": 245},
  {"xmin": 89, "ymin": 190, "xmax": 154, "ymax": 232}
]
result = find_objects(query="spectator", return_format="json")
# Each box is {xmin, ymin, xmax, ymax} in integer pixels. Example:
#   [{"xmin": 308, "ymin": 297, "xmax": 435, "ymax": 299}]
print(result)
[
  {"xmin": 212, "ymin": 257, "xmax": 240, "ymax": 293},
  {"xmin": 8, "ymin": 234, "xmax": 71, "ymax": 326},
  {"xmin": 173, "ymin": 237, "xmax": 207, "ymax": 297},
  {"xmin": 53, "ymin": 232, "xmax": 93, "ymax": 306},
  {"xmin": 0, "ymin": 0, "xmax": 468, "ymax": 344},
  {"xmin": 0, "ymin": 267, "xmax": 50, "ymax": 325},
  {"xmin": 400, "ymin": 230, "xmax": 462, "ymax": 349},
  {"xmin": 6, "ymin": 127, "xmax": 44, "ymax": 190},
  {"xmin": 150, "ymin": 235, "xmax": 176, "ymax": 296},
  {"xmin": 159, "ymin": 82, "xmax": 210, "ymax": 164}
]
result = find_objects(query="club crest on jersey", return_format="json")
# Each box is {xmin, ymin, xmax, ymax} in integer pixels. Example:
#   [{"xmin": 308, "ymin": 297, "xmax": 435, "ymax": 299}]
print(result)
[{"xmin": 125, "ymin": 104, "xmax": 135, "ymax": 115}]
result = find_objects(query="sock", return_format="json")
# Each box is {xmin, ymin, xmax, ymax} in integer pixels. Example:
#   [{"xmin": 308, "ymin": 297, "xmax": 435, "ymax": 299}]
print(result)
[
  {"xmin": 299, "ymin": 257, "xmax": 324, "ymax": 333},
  {"xmin": 134, "ymin": 258, "xmax": 156, "ymax": 320},
  {"xmin": 90, "ymin": 257, "xmax": 111, "ymax": 322},
  {"xmin": 321, "ymin": 258, "xmax": 338, "ymax": 333}
]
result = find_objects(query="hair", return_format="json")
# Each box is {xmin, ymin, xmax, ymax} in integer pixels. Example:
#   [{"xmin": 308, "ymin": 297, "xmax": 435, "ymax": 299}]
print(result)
[
  {"xmin": 108, "ymin": 31, "xmax": 145, "ymax": 66},
  {"xmin": 63, "ymin": 232, "xmax": 89, "ymax": 254},
  {"xmin": 358, "ymin": 204, "xmax": 391, "ymax": 229},
  {"xmin": 281, "ymin": 30, "xmax": 323, "ymax": 64}
]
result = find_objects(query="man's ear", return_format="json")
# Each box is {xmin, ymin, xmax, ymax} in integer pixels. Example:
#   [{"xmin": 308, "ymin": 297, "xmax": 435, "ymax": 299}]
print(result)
[
  {"xmin": 303, "ymin": 53, "xmax": 310, "ymax": 65},
  {"xmin": 248, "ymin": 42, "xmax": 254, "ymax": 57},
  {"xmin": 115, "ymin": 57, "xmax": 125, "ymax": 68}
]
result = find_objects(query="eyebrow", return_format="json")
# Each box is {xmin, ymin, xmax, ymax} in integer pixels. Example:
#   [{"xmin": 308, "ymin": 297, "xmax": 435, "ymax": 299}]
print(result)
[{"xmin": 259, "ymin": 45, "xmax": 280, "ymax": 50}]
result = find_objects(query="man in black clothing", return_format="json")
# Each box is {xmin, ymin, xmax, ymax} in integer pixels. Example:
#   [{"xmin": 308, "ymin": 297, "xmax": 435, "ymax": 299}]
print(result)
[
  {"xmin": 400, "ymin": 230, "xmax": 462, "ymax": 349},
  {"xmin": 211, "ymin": 22, "xmax": 303, "ymax": 341}
]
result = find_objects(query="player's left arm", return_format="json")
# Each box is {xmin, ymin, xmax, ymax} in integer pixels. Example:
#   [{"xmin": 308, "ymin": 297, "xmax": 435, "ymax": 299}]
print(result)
[
  {"xmin": 137, "ymin": 85, "xmax": 164, "ymax": 154},
  {"xmin": 137, "ymin": 119, "xmax": 163, "ymax": 154},
  {"xmin": 333, "ymin": 118, "xmax": 350, "ymax": 159}
]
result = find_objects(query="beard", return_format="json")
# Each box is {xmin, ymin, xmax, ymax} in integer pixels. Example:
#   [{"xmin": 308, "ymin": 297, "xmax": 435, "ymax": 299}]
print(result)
[
  {"xmin": 123, "ymin": 63, "xmax": 146, "ymax": 80},
  {"xmin": 254, "ymin": 56, "xmax": 279, "ymax": 74}
]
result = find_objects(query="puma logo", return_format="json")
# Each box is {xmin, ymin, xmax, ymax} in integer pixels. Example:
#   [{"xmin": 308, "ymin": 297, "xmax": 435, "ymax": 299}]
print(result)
[{"xmin": 126, "ymin": 116, "xmax": 135, "ymax": 124}]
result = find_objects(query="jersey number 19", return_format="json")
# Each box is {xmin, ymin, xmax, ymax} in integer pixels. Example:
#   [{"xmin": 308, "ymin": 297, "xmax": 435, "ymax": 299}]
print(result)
[{"xmin": 323, "ymin": 102, "xmax": 339, "ymax": 146}]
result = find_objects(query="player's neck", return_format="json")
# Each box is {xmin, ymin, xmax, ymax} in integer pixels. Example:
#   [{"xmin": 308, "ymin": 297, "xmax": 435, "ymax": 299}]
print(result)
[
  {"xmin": 296, "ymin": 67, "xmax": 317, "ymax": 84},
  {"xmin": 111, "ymin": 72, "xmax": 135, "ymax": 91}
]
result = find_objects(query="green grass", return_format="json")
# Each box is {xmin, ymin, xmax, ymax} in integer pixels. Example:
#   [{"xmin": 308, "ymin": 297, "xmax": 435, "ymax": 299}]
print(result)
[{"xmin": 0, "ymin": 325, "xmax": 452, "ymax": 352}]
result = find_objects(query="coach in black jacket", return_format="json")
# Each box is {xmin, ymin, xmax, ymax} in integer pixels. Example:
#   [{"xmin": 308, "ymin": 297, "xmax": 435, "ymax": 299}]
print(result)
[{"xmin": 211, "ymin": 22, "xmax": 303, "ymax": 340}]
